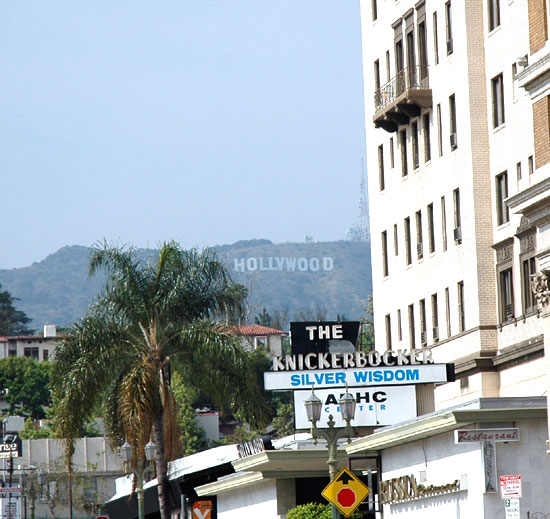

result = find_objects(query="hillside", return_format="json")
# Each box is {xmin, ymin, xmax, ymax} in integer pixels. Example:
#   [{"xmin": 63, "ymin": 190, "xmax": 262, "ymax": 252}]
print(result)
[{"xmin": 0, "ymin": 241, "xmax": 372, "ymax": 329}]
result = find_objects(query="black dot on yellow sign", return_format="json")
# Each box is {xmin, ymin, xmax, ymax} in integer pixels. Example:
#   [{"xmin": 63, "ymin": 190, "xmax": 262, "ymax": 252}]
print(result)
[{"xmin": 321, "ymin": 467, "xmax": 370, "ymax": 517}]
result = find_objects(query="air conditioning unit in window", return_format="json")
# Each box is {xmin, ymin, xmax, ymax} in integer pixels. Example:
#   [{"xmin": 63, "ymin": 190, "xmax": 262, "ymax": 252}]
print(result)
[
  {"xmin": 433, "ymin": 326, "xmax": 439, "ymax": 341},
  {"xmin": 454, "ymin": 227, "xmax": 462, "ymax": 242},
  {"xmin": 447, "ymin": 38, "xmax": 453, "ymax": 54},
  {"xmin": 505, "ymin": 304, "xmax": 514, "ymax": 320},
  {"xmin": 417, "ymin": 242, "xmax": 423, "ymax": 258},
  {"xmin": 420, "ymin": 331, "xmax": 427, "ymax": 345},
  {"xmin": 450, "ymin": 133, "xmax": 457, "ymax": 149}
]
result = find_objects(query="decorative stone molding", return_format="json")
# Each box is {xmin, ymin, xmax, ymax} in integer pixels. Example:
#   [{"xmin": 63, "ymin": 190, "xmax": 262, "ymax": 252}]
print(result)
[{"xmin": 532, "ymin": 270, "xmax": 550, "ymax": 308}]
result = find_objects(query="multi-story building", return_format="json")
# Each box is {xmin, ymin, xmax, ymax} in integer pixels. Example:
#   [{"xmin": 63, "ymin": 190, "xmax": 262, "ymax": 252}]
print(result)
[
  {"xmin": 0, "ymin": 325, "xmax": 61, "ymax": 362},
  {"xmin": 362, "ymin": 0, "xmax": 550, "ymax": 409},
  {"xmin": 349, "ymin": 1, "xmax": 550, "ymax": 517}
]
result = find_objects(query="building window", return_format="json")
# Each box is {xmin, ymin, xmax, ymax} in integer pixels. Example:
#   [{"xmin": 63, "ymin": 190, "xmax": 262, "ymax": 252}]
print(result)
[
  {"xmin": 433, "ymin": 11, "xmax": 439, "ymax": 64},
  {"xmin": 400, "ymin": 129, "xmax": 408, "ymax": 177},
  {"xmin": 499, "ymin": 268, "xmax": 514, "ymax": 322},
  {"xmin": 431, "ymin": 293, "xmax": 439, "ymax": 342},
  {"xmin": 437, "ymin": 103, "xmax": 443, "ymax": 156},
  {"xmin": 522, "ymin": 257, "xmax": 537, "ymax": 314},
  {"xmin": 528, "ymin": 155, "xmax": 534, "ymax": 175},
  {"xmin": 397, "ymin": 309, "xmax": 403, "ymax": 341},
  {"xmin": 385, "ymin": 314, "xmax": 391, "ymax": 349},
  {"xmin": 394, "ymin": 224, "xmax": 399, "ymax": 255},
  {"xmin": 457, "ymin": 281, "xmax": 465, "ymax": 331},
  {"xmin": 390, "ymin": 137, "xmax": 395, "ymax": 168},
  {"xmin": 412, "ymin": 121, "xmax": 420, "ymax": 169},
  {"xmin": 517, "ymin": 161, "xmax": 522, "ymax": 181},
  {"xmin": 372, "ymin": 0, "xmax": 378, "ymax": 21},
  {"xmin": 423, "ymin": 112, "xmax": 431, "ymax": 162},
  {"xmin": 453, "ymin": 188, "xmax": 462, "ymax": 244},
  {"xmin": 419, "ymin": 299, "xmax": 427, "ymax": 345},
  {"xmin": 416, "ymin": 210, "xmax": 423, "ymax": 259},
  {"xmin": 408, "ymin": 303, "xmax": 416, "ymax": 348},
  {"xmin": 378, "ymin": 144, "xmax": 385, "ymax": 191},
  {"xmin": 427, "ymin": 203, "xmax": 435, "ymax": 253},
  {"xmin": 24, "ymin": 347, "xmax": 39, "ymax": 360},
  {"xmin": 488, "ymin": 0, "xmax": 501, "ymax": 31},
  {"xmin": 496, "ymin": 171, "xmax": 509, "ymax": 225},
  {"xmin": 382, "ymin": 231, "xmax": 389, "ymax": 277},
  {"xmin": 386, "ymin": 50, "xmax": 391, "ymax": 83},
  {"xmin": 441, "ymin": 196, "xmax": 448, "ymax": 251},
  {"xmin": 445, "ymin": 1, "xmax": 453, "ymax": 54},
  {"xmin": 496, "ymin": 240, "xmax": 514, "ymax": 323},
  {"xmin": 519, "ymin": 228, "xmax": 537, "ymax": 315},
  {"xmin": 449, "ymin": 94, "xmax": 457, "ymax": 149},
  {"xmin": 43, "ymin": 349, "xmax": 49, "ymax": 361},
  {"xmin": 445, "ymin": 287, "xmax": 451, "ymax": 337},
  {"xmin": 374, "ymin": 60, "xmax": 381, "ymax": 93},
  {"xmin": 491, "ymin": 73, "xmax": 505, "ymax": 128},
  {"xmin": 418, "ymin": 21, "xmax": 428, "ymax": 82},
  {"xmin": 405, "ymin": 217, "xmax": 412, "ymax": 265}
]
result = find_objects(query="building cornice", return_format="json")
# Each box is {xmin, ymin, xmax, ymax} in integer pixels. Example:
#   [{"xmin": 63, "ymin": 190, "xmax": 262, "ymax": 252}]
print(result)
[
  {"xmin": 195, "ymin": 471, "xmax": 265, "ymax": 496},
  {"xmin": 346, "ymin": 400, "xmax": 547, "ymax": 454},
  {"xmin": 506, "ymin": 177, "xmax": 550, "ymax": 212}
]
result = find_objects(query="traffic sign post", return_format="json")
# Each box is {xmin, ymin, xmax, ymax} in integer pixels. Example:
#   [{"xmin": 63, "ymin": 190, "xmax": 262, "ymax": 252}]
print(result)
[{"xmin": 321, "ymin": 467, "xmax": 370, "ymax": 518}]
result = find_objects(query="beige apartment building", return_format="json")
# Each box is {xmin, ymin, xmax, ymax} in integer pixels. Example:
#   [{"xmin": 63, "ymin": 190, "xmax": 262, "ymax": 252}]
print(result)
[{"xmin": 361, "ymin": 0, "xmax": 550, "ymax": 409}]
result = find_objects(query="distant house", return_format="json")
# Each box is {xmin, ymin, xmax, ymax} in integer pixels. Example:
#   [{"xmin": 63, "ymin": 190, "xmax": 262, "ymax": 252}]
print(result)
[
  {"xmin": 0, "ymin": 325, "xmax": 62, "ymax": 362},
  {"xmin": 226, "ymin": 325, "xmax": 287, "ymax": 356}
]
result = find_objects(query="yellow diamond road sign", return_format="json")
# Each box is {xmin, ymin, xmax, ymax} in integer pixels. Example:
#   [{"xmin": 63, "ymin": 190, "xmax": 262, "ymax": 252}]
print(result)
[{"xmin": 321, "ymin": 467, "xmax": 370, "ymax": 517}]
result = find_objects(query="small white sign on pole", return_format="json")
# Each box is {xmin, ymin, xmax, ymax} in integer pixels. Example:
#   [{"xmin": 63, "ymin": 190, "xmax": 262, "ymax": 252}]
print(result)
[
  {"xmin": 499, "ymin": 475, "xmax": 522, "ymax": 499},
  {"xmin": 504, "ymin": 498, "xmax": 520, "ymax": 519}
]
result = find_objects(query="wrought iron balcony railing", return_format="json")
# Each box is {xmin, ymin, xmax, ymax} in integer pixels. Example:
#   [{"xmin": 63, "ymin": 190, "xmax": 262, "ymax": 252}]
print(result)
[{"xmin": 374, "ymin": 65, "xmax": 430, "ymax": 112}]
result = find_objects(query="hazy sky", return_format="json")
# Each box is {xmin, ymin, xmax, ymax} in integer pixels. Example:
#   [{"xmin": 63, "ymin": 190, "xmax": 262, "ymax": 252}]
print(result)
[{"xmin": 0, "ymin": 1, "xmax": 366, "ymax": 270}]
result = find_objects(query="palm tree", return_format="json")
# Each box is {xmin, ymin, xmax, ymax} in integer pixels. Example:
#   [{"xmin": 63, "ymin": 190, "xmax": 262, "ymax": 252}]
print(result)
[{"xmin": 51, "ymin": 242, "xmax": 270, "ymax": 519}]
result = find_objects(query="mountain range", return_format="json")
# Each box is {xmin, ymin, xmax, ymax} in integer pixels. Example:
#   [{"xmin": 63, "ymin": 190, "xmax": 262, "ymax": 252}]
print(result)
[{"xmin": 0, "ymin": 240, "xmax": 372, "ymax": 329}]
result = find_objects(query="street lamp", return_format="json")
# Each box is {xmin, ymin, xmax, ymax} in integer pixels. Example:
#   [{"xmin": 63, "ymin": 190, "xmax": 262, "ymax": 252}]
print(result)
[
  {"xmin": 305, "ymin": 386, "xmax": 357, "ymax": 519},
  {"xmin": 119, "ymin": 440, "xmax": 157, "ymax": 519},
  {"xmin": 20, "ymin": 469, "xmax": 46, "ymax": 519}
]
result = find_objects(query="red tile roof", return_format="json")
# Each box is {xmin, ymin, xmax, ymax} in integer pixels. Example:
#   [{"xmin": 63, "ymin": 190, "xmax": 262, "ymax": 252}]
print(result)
[{"xmin": 226, "ymin": 325, "xmax": 287, "ymax": 336}]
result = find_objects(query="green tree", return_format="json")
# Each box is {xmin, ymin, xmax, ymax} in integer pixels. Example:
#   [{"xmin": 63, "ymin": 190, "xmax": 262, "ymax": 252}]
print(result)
[
  {"xmin": 0, "ymin": 357, "xmax": 51, "ymax": 418},
  {"xmin": 0, "ymin": 285, "xmax": 32, "ymax": 335},
  {"xmin": 171, "ymin": 372, "xmax": 208, "ymax": 456},
  {"xmin": 359, "ymin": 296, "xmax": 374, "ymax": 351},
  {"xmin": 51, "ymin": 242, "xmax": 270, "ymax": 519},
  {"xmin": 254, "ymin": 307, "xmax": 272, "ymax": 327}
]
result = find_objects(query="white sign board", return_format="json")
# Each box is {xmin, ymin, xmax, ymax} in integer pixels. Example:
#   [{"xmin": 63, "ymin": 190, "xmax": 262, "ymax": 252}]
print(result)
[
  {"xmin": 504, "ymin": 498, "xmax": 520, "ymax": 519},
  {"xmin": 455, "ymin": 428, "xmax": 519, "ymax": 443},
  {"xmin": 293, "ymin": 386, "xmax": 417, "ymax": 429},
  {"xmin": 0, "ymin": 495, "xmax": 20, "ymax": 519},
  {"xmin": 264, "ymin": 364, "xmax": 450, "ymax": 390},
  {"xmin": 500, "ymin": 475, "xmax": 522, "ymax": 499}
]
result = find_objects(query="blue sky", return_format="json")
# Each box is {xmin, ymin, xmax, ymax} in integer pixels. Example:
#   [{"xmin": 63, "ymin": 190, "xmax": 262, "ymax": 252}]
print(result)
[{"xmin": 0, "ymin": 1, "xmax": 366, "ymax": 270}]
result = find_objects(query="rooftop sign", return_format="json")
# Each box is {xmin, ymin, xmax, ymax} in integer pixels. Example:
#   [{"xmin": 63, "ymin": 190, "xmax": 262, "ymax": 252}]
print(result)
[
  {"xmin": 264, "ymin": 364, "xmax": 452, "ymax": 390},
  {"xmin": 293, "ymin": 386, "xmax": 417, "ymax": 429}
]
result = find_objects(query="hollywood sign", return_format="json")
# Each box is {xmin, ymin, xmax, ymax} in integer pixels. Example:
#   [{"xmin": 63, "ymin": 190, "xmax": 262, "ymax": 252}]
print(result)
[{"xmin": 233, "ymin": 256, "xmax": 334, "ymax": 273}]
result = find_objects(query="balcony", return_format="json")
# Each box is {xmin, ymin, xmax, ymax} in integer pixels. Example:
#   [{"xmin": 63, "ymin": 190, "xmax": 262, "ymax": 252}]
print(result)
[{"xmin": 373, "ymin": 66, "xmax": 432, "ymax": 133}]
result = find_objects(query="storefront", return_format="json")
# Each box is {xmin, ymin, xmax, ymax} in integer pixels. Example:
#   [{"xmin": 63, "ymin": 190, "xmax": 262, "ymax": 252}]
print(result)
[{"xmin": 346, "ymin": 397, "xmax": 550, "ymax": 518}]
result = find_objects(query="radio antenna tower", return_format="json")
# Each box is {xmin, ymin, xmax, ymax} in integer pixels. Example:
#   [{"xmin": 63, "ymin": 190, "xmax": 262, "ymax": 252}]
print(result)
[{"xmin": 359, "ymin": 158, "xmax": 370, "ymax": 242}]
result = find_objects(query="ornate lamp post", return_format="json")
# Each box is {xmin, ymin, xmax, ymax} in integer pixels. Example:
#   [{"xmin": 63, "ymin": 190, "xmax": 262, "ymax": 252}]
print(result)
[
  {"xmin": 119, "ymin": 440, "xmax": 157, "ymax": 519},
  {"xmin": 305, "ymin": 387, "xmax": 357, "ymax": 519},
  {"xmin": 20, "ymin": 469, "xmax": 46, "ymax": 519}
]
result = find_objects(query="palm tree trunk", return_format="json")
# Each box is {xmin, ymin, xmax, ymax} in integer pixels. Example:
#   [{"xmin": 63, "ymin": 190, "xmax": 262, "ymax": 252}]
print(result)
[{"xmin": 152, "ymin": 410, "xmax": 170, "ymax": 519}]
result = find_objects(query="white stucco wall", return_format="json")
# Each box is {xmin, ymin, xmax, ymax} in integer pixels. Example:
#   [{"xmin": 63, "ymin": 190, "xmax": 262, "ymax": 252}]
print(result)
[
  {"xmin": 379, "ymin": 420, "xmax": 550, "ymax": 518},
  {"xmin": 216, "ymin": 478, "xmax": 296, "ymax": 519}
]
